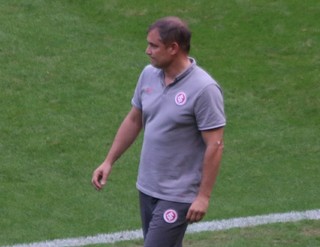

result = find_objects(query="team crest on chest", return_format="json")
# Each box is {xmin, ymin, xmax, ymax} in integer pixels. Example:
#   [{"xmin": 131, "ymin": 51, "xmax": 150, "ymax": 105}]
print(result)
[
  {"xmin": 175, "ymin": 92, "xmax": 187, "ymax": 106},
  {"xmin": 163, "ymin": 209, "xmax": 178, "ymax": 223}
]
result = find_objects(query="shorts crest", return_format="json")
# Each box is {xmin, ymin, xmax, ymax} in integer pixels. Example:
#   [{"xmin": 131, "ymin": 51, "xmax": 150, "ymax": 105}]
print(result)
[{"xmin": 163, "ymin": 209, "xmax": 178, "ymax": 223}]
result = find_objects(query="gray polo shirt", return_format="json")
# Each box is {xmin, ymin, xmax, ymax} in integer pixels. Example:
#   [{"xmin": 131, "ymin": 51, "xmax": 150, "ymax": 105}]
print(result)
[{"xmin": 132, "ymin": 58, "xmax": 226, "ymax": 203}]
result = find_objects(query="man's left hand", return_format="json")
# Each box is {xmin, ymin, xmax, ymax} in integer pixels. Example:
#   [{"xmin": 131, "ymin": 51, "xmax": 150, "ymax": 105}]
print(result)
[{"xmin": 186, "ymin": 195, "xmax": 209, "ymax": 223}]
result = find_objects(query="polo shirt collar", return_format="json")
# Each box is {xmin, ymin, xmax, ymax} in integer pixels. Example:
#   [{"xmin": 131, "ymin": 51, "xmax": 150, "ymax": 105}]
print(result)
[
  {"xmin": 158, "ymin": 57, "xmax": 196, "ymax": 85},
  {"xmin": 175, "ymin": 57, "xmax": 196, "ymax": 82}
]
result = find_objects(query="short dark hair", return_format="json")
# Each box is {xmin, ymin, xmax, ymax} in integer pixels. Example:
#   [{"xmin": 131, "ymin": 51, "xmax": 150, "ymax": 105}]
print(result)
[{"xmin": 148, "ymin": 16, "xmax": 191, "ymax": 53}]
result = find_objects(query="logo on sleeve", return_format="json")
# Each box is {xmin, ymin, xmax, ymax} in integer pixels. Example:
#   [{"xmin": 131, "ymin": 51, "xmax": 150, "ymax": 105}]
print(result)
[
  {"xmin": 175, "ymin": 92, "xmax": 187, "ymax": 106},
  {"xmin": 163, "ymin": 209, "xmax": 178, "ymax": 223}
]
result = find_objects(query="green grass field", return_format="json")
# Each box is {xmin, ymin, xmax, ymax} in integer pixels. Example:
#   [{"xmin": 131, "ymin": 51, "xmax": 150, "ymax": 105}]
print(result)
[{"xmin": 1, "ymin": 0, "xmax": 319, "ymax": 246}]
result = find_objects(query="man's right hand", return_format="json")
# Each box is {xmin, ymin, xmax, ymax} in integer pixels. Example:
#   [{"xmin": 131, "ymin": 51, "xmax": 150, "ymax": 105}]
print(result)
[{"xmin": 91, "ymin": 163, "xmax": 112, "ymax": 190}]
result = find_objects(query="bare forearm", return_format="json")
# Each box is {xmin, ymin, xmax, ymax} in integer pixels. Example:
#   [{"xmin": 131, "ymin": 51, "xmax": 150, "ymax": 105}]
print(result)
[
  {"xmin": 92, "ymin": 107, "xmax": 142, "ymax": 190},
  {"xmin": 104, "ymin": 108, "xmax": 142, "ymax": 166},
  {"xmin": 197, "ymin": 141, "xmax": 224, "ymax": 199},
  {"xmin": 186, "ymin": 133, "xmax": 224, "ymax": 223}
]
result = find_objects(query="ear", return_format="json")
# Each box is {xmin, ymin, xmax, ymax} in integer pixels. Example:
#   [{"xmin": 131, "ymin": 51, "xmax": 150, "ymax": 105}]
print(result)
[{"xmin": 167, "ymin": 42, "xmax": 179, "ymax": 55}]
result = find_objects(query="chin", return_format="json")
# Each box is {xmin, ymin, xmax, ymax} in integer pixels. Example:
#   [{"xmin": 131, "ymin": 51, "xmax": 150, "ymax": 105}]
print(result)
[{"xmin": 151, "ymin": 61, "xmax": 160, "ymax": 68}]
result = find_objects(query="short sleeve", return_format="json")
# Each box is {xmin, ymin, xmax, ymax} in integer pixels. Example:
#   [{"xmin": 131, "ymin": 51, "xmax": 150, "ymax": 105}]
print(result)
[
  {"xmin": 131, "ymin": 72, "xmax": 144, "ymax": 110},
  {"xmin": 194, "ymin": 83, "xmax": 226, "ymax": 130}
]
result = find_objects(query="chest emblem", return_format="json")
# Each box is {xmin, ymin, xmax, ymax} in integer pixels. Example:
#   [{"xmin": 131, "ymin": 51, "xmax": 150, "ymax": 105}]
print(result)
[{"xmin": 175, "ymin": 92, "xmax": 187, "ymax": 106}]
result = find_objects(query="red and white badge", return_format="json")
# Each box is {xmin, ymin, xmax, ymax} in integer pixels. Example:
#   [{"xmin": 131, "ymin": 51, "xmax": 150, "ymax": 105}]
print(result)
[
  {"xmin": 175, "ymin": 92, "xmax": 187, "ymax": 106},
  {"xmin": 163, "ymin": 209, "xmax": 178, "ymax": 224}
]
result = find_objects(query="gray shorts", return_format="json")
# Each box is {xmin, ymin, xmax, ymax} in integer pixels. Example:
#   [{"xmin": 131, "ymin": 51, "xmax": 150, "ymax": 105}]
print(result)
[{"xmin": 139, "ymin": 192, "xmax": 191, "ymax": 247}]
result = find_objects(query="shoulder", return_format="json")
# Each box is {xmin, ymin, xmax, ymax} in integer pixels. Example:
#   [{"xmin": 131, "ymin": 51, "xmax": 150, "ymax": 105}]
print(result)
[
  {"xmin": 186, "ymin": 59, "xmax": 217, "ymax": 85},
  {"xmin": 141, "ymin": 64, "xmax": 160, "ymax": 76},
  {"xmin": 137, "ymin": 65, "xmax": 161, "ymax": 85},
  {"xmin": 137, "ymin": 65, "xmax": 160, "ymax": 87},
  {"xmin": 186, "ymin": 65, "xmax": 222, "ymax": 97},
  {"xmin": 193, "ymin": 66, "xmax": 216, "ymax": 84}
]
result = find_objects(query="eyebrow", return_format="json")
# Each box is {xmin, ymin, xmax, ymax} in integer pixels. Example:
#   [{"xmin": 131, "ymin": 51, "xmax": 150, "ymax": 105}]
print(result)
[
  {"xmin": 147, "ymin": 37, "xmax": 163, "ymax": 46},
  {"xmin": 148, "ymin": 41, "xmax": 158, "ymax": 46}
]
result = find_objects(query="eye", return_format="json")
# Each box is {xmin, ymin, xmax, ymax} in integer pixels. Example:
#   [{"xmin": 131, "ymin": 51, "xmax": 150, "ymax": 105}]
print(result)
[{"xmin": 148, "ymin": 42, "xmax": 158, "ymax": 48}]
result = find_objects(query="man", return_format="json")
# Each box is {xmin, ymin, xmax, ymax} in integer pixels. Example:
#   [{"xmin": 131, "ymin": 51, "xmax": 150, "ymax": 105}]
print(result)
[{"xmin": 92, "ymin": 16, "xmax": 226, "ymax": 247}]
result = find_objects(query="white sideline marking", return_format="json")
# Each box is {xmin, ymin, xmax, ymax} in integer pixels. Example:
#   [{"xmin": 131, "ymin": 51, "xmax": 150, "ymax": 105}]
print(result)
[{"xmin": 3, "ymin": 209, "xmax": 320, "ymax": 247}]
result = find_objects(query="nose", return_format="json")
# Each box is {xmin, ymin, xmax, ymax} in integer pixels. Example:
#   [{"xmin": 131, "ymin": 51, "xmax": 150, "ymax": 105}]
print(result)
[{"xmin": 145, "ymin": 45, "xmax": 151, "ymax": 56}]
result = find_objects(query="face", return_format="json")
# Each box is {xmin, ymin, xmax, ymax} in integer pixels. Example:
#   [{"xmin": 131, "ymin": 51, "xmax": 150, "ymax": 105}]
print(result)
[{"xmin": 145, "ymin": 29, "xmax": 173, "ymax": 69}]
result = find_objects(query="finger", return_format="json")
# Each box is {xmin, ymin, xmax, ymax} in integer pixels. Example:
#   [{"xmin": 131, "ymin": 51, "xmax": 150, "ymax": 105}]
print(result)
[
  {"xmin": 186, "ymin": 208, "xmax": 196, "ymax": 223},
  {"xmin": 100, "ymin": 173, "xmax": 107, "ymax": 186},
  {"xmin": 186, "ymin": 206, "xmax": 193, "ymax": 220},
  {"xmin": 195, "ymin": 211, "xmax": 204, "ymax": 222},
  {"xmin": 92, "ymin": 171, "xmax": 103, "ymax": 190},
  {"xmin": 92, "ymin": 178, "xmax": 101, "ymax": 190},
  {"xmin": 187, "ymin": 209, "xmax": 205, "ymax": 223}
]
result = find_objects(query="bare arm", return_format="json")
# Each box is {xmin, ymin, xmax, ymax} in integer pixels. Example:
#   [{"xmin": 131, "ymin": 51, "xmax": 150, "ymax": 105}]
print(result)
[
  {"xmin": 92, "ymin": 106, "xmax": 143, "ymax": 190},
  {"xmin": 186, "ymin": 127, "xmax": 224, "ymax": 222}
]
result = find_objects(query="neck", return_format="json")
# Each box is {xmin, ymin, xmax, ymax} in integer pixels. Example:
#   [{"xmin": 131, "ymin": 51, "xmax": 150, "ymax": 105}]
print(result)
[{"xmin": 164, "ymin": 56, "xmax": 191, "ymax": 86}]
